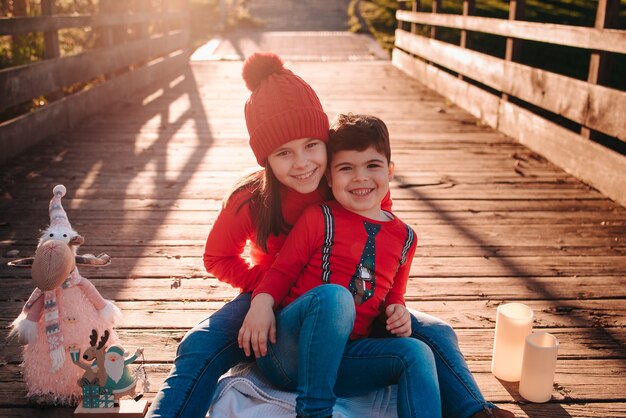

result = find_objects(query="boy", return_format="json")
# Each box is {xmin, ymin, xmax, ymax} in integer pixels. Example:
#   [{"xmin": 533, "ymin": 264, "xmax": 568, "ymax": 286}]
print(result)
[{"xmin": 239, "ymin": 113, "xmax": 440, "ymax": 418}]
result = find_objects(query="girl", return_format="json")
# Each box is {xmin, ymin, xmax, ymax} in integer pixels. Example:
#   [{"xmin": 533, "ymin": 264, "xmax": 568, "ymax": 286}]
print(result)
[{"xmin": 146, "ymin": 52, "xmax": 514, "ymax": 418}]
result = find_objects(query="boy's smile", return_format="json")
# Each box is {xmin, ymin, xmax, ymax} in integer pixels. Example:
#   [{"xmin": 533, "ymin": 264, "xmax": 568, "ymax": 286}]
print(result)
[{"xmin": 328, "ymin": 146, "xmax": 394, "ymax": 221}]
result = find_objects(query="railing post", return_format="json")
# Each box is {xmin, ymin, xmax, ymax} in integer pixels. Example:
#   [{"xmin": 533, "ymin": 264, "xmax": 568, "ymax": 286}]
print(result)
[
  {"xmin": 41, "ymin": 0, "xmax": 59, "ymax": 60},
  {"xmin": 458, "ymin": 0, "xmax": 475, "ymax": 81},
  {"xmin": 10, "ymin": 0, "xmax": 28, "ymax": 65},
  {"xmin": 411, "ymin": 1, "xmax": 420, "ymax": 34},
  {"xmin": 502, "ymin": 0, "xmax": 525, "ymax": 101},
  {"xmin": 136, "ymin": 0, "xmax": 149, "ymax": 40},
  {"xmin": 97, "ymin": 0, "xmax": 114, "ymax": 48},
  {"xmin": 41, "ymin": 0, "xmax": 64, "ymax": 101},
  {"xmin": 397, "ymin": 1, "xmax": 407, "ymax": 32},
  {"xmin": 582, "ymin": 0, "xmax": 619, "ymax": 138},
  {"xmin": 460, "ymin": 0, "xmax": 474, "ymax": 49},
  {"xmin": 430, "ymin": 0, "xmax": 441, "ymax": 39}
]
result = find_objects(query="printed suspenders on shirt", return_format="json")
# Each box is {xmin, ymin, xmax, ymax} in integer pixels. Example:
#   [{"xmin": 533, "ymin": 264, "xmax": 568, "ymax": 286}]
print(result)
[
  {"xmin": 400, "ymin": 225, "xmax": 415, "ymax": 266},
  {"xmin": 320, "ymin": 204, "xmax": 334, "ymax": 284}
]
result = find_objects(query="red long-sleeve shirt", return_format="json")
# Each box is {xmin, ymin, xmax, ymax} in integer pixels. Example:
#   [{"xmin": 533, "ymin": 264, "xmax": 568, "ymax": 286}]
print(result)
[
  {"xmin": 253, "ymin": 201, "xmax": 417, "ymax": 339},
  {"xmin": 203, "ymin": 181, "xmax": 392, "ymax": 293}
]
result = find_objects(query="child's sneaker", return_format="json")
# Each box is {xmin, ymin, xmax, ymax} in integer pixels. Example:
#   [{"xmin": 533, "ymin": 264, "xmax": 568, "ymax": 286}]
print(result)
[{"xmin": 470, "ymin": 405, "xmax": 517, "ymax": 418}]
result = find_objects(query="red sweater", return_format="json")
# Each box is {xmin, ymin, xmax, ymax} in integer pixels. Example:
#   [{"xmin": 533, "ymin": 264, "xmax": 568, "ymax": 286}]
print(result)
[
  {"xmin": 253, "ymin": 201, "xmax": 417, "ymax": 339},
  {"xmin": 203, "ymin": 180, "xmax": 392, "ymax": 293}
]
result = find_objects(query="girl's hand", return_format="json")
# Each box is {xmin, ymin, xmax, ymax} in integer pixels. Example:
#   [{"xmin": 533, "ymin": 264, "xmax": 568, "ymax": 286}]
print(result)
[
  {"xmin": 385, "ymin": 304, "xmax": 411, "ymax": 337},
  {"xmin": 238, "ymin": 293, "xmax": 276, "ymax": 357}
]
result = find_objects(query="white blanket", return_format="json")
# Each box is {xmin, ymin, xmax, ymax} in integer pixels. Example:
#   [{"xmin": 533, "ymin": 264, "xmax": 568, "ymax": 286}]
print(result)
[{"xmin": 209, "ymin": 365, "xmax": 398, "ymax": 418}]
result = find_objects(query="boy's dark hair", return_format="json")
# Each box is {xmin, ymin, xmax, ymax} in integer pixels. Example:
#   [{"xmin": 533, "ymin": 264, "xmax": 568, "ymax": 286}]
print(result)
[{"xmin": 328, "ymin": 113, "xmax": 391, "ymax": 163}]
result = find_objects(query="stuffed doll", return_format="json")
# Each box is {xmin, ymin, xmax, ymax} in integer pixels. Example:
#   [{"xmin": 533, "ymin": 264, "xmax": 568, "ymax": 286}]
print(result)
[{"xmin": 8, "ymin": 185, "xmax": 122, "ymax": 405}]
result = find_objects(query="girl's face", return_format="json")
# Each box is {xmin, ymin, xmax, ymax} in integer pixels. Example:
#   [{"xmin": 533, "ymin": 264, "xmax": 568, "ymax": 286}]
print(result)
[
  {"xmin": 327, "ymin": 146, "xmax": 394, "ymax": 220},
  {"xmin": 267, "ymin": 137, "xmax": 327, "ymax": 194}
]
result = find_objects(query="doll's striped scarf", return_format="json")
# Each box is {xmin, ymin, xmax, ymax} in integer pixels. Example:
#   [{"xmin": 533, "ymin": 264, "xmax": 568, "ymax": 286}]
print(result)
[{"xmin": 23, "ymin": 269, "xmax": 81, "ymax": 372}]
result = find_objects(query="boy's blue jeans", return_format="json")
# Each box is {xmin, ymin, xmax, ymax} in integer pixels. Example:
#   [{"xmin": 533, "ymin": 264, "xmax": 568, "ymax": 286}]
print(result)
[
  {"xmin": 258, "ymin": 286, "xmax": 441, "ymax": 418},
  {"xmin": 256, "ymin": 284, "xmax": 355, "ymax": 418},
  {"xmin": 147, "ymin": 290, "xmax": 492, "ymax": 418}
]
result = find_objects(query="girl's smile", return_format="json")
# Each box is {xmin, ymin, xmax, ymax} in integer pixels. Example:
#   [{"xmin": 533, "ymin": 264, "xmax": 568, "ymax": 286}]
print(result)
[{"xmin": 267, "ymin": 138, "xmax": 327, "ymax": 194}]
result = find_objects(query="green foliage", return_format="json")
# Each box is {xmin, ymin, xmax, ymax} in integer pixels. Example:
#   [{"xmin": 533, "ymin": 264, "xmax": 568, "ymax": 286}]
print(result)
[
  {"xmin": 359, "ymin": 0, "xmax": 398, "ymax": 51},
  {"xmin": 349, "ymin": 0, "xmax": 399, "ymax": 52}
]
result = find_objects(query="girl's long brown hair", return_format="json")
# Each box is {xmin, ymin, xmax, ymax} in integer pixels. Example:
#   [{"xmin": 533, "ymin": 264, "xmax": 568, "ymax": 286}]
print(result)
[{"xmin": 224, "ymin": 166, "xmax": 289, "ymax": 253}]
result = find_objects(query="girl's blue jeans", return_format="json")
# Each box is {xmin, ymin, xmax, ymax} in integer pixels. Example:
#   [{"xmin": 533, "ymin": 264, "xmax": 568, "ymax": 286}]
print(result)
[
  {"xmin": 256, "ymin": 284, "xmax": 356, "ymax": 418},
  {"xmin": 370, "ymin": 309, "xmax": 496, "ymax": 417},
  {"xmin": 146, "ymin": 292, "xmax": 253, "ymax": 418},
  {"xmin": 146, "ymin": 290, "xmax": 492, "ymax": 418}
]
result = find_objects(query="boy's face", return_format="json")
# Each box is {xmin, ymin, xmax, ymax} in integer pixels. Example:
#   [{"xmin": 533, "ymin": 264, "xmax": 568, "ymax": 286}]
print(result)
[
  {"xmin": 327, "ymin": 146, "xmax": 394, "ymax": 220},
  {"xmin": 267, "ymin": 137, "xmax": 327, "ymax": 194}
]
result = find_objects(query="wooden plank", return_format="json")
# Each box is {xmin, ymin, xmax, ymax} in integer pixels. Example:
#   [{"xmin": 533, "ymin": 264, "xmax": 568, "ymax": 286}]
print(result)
[
  {"xmin": 0, "ymin": 30, "xmax": 188, "ymax": 109},
  {"xmin": 394, "ymin": 29, "xmax": 505, "ymax": 91},
  {"xmin": 2, "ymin": 276, "xmax": 624, "ymax": 304},
  {"xmin": 395, "ymin": 10, "xmax": 626, "ymax": 54},
  {"xmin": 2, "ymin": 299, "xmax": 622, "ymax": 329},
  {"xmin": 3, "ymin": 326, "xmax": 623, "ymax": 364},
  {"xmin": 0, "ymin": 11, "xmax": 188, "ymax": 36},
  {"xmin": 1, "ymin": 359, "xmax": 625, "ymax": 404}
]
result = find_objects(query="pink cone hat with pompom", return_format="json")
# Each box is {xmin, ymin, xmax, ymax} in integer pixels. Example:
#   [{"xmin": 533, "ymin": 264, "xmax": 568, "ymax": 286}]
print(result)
[{"xmin": 49, "ymin": 185, "xmax": 71, "ymax": 230}]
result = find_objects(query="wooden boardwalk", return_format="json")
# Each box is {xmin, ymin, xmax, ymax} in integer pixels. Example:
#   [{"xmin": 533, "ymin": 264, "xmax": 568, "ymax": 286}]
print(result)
[{"xmin": 1, "ymin": 29, "xmax": 626, "ymax": 418}]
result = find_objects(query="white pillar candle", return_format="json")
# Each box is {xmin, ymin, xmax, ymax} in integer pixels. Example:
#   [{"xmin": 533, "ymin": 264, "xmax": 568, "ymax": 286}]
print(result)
[
  {"xmin": 491, "ymin": 302, "xmax": 534, "ymax": 382},
  {"xmin": 519, "ymin": 332, "xmax": 559, "ymax": 403}
]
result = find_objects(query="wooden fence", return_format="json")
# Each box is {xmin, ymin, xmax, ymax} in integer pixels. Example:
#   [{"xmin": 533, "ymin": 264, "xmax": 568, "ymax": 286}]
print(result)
[
  {"xmin": 0, "ymin": 0, "xmax": 190, "ymax": 166},
  {"xmin": 393, "ymin": 0, "xmax": 626, "ymax": 206}
]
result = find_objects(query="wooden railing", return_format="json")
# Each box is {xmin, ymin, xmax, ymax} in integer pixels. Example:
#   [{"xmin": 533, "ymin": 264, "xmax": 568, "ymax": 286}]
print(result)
[
  {"xmin": 0, "ymin": 0, "xmax": 190, "ymax": 165},
  {"xmin": 393, "ymin": 0, "xmax": 626, "ymax": 206}
]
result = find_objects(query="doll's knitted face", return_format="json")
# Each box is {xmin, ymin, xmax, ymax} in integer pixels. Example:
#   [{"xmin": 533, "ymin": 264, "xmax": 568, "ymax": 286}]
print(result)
[
  {"xmin": 39, "ymin": 225, "xmax": 83, "ymax": 250},
  {"xmin": 32, "ymin": 240, "xmax": 75, "ymax": 291}
]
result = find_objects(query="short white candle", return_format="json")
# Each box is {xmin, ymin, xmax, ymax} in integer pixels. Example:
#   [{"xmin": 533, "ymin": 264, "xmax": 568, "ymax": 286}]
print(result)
[
  {"xmin": 519, "ymin": 332, "xmax": 559, "ymax": 403},
  {"xmin": 491, "ymin": 302, "xmax": 534, "ymax": 382}
]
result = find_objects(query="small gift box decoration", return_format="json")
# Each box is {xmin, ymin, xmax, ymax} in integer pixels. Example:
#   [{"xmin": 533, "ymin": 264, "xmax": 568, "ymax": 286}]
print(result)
[
  {"xmin": 81, "ymin": 385, "xmax": 114, "ymax": 409},
  {"xmin": 97, "ymin": 387, "xmax": 115, "ymax": 408},
  {"xmin": 81, "ymin": 385, "xmax": 102, "ymax": 408}
]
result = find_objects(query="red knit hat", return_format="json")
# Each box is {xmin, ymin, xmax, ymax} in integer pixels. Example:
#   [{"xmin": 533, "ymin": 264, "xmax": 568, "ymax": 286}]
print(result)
[{"xmin": 242, "ymin": 52, "xmax": 329, "ymax": 166}]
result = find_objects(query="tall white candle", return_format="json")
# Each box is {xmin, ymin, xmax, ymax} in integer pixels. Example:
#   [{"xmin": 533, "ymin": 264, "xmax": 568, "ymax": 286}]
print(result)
[
  {"xmin": 491, "ymin": 302, "xmax": 534, "ymax": 382},
  {"xmin": 519, "ymin": 332, "xmax": 559, "ymax": 403}
]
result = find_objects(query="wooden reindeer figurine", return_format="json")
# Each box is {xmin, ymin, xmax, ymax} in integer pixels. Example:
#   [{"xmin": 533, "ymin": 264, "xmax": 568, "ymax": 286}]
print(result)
[{"xmin": 72, "ymin": 329, "xmax": 110, "ymax": 387}]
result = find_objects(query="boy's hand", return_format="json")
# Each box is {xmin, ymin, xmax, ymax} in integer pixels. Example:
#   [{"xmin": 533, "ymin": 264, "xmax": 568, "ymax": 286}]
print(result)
[
  {"xmin": 238, "ymin": 293, "xmax": 276, "ymax": 358},
  {"xmin": 385, "ymin": 304, "xmax": 411, "ymax": 337}
]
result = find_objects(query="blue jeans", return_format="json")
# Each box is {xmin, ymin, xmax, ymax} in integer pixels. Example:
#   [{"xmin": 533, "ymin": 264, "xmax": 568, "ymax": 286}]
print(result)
[
  {"xmin": 336, "ymin": 337, "xmax": 441, "ymax": 418},
  {"xmin": 258, "ymin": 285, "xmax": 440, "ymax": 418},
  {"xmin": 146, "ymin": 292, "xmax": 253, "ymax": 418},
  {"xmin": 370, "ymin": 309, "xmax": 494, "ymax": 418},
  {"xmin": 256, "ymin": 285, "xmax": 355, "ymax": 418}
]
